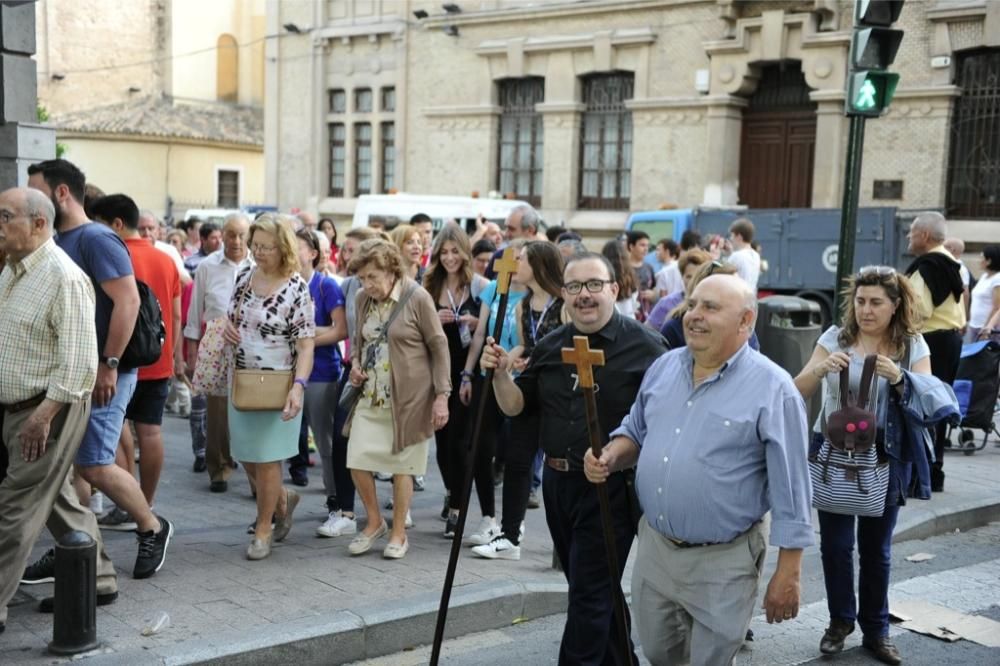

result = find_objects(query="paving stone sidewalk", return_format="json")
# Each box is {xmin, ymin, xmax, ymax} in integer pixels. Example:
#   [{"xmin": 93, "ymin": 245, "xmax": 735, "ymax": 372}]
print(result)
[{"xmin": 3, "ymin": 412, "xmax": 998, "ymax": 664}]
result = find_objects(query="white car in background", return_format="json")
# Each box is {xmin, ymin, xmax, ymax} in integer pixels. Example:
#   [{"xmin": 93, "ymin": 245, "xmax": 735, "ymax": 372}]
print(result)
[{"xmin": 350, "ymin": 193, "xmax": 536, "ymax": 234}]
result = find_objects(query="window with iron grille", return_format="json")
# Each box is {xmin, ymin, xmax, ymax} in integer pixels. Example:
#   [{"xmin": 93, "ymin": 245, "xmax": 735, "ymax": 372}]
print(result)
[
  {"xmin": 328, "ymin": 123, "xmax": 346, "ymax": 197},
  {"xmin": 381, "ymin": 122, "xmax": 395, "ymax": 193},
  {"xmin": 496, "ymin": 77, "xmax": 544, "ymax": 206},
  {"xmin": 578, "ymin": 72, "xmax": 634, "ymax": 210},
  {"xmin": 947, "ymin": 48, "xmax": 1000, "ymax": 219},
  {"xmin": 355, "ymin": 88, "xmax": 372, "ymax": 113},
  {"xmin": 381, "ymin": 87, "xmax": 396, "ymax": 112},
  {"xmin": 217, "ymin": 169, "xmax": 239, "ymax": 207},
  {"xmin": 329, "ymin": 89, "xmax": 346, "ymax": 113},
  {"xmin": 355, "ymin": 123, "xmax": 372, "ymax": 195}
]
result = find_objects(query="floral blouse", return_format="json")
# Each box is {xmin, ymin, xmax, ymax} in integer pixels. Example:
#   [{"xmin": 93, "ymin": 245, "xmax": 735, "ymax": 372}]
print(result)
[
  {"xmin": 360, "ymin": 298, "xmax": 394, "ymax": 408},
  {"xmin": 229, "ymin": 267, "xmax": 315, "ymax": 371}
]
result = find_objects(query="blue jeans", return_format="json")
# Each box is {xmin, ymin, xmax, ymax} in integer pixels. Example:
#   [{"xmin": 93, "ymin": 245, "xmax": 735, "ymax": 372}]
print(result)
[{"xmin": 818, "ymin": 505, "xmax": 900, "ymax": 638}]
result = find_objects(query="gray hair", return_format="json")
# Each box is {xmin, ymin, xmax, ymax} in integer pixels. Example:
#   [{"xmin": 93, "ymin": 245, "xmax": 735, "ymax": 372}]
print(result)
[
  {"xmin": 139, "ymin": 209, "xmax": 160, "ymax": 224},
  {"xmin": 223, "ymin": 212, "xmax": 251, "ymax": 228},
  {"xmin": 24, "ymin": 188, "xmax": 55, "ymax": 232},
  {"xmin": 558, "ymin": 239, "xmax": 587, "ymax": 256},
  {"xmin": 912, "ymin": 211, "xmax": 947, "ymax": 243},
  {"xmin": 511, "ymin": 204, "xmax": 540, "ymax": 233}
]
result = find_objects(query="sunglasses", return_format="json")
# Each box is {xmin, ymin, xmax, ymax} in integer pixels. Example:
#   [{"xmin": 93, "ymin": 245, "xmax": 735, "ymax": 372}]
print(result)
[{"xmin": 857, "ymin": 265, "xmax": 896, "ymax": 278}]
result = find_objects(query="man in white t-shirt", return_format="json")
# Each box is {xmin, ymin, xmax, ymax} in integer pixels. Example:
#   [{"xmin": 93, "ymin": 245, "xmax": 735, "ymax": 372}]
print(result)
[
  {"xmin": 726, "ymin": 218, "xmax": 761, "ymax": 292},
  {"xmin": 138, "ymin": 210, "xmax": 191, "ymax": 286},
  {"xmin": 653, "ymin": 239, "xmax": 682, "ymax": 297}
]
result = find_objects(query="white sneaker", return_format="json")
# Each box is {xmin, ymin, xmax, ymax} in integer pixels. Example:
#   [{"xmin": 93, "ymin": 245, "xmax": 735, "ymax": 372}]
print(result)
[
  {"xmin": 89, "ymin": 491, "xmax": 104, "ymax": 515},
  {"xmin": 404, "ymin": 510, "xmax": 413, "ymax": 528},
  {"xmin": 316, "ymin": 511, "xmax": 357, "ymax": 538},
  {"xmin": 465, "ymin": 516, "xmax": 500, "ymax": 546},
  {"xmin": 374, "ymin": 471, "xmax": 392, "ymax": 481},
  {"xmin": 471, "ymin": 536, "xmax": 521, "ymax": 560}
]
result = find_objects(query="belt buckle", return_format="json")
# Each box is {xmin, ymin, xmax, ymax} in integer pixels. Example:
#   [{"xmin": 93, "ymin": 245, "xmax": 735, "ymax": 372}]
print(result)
[{"xmin": 547, "ymin": 457, "xmax": 569, "ymax": 472}]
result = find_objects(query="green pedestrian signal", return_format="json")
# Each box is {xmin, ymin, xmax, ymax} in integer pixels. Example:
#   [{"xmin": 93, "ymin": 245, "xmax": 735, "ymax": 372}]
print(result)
[{"xmin": 846, "ymin": 71, "xmax": 899, "ymax": 117}]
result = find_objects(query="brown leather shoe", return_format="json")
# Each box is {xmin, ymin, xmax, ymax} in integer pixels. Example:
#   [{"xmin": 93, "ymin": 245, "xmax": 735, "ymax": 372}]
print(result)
[
  {"xmin": 819, "ymin": 619, "xmax": 855, "ymax": 654},
  {"xmin": 862, "ymin": 636, "xmax": 902, "ymax": 665}
]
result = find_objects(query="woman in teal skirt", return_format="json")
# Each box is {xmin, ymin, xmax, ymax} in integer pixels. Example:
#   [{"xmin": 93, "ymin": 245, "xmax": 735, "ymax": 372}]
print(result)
[{"xmin": 223, "ymin": 213, "xmax": 315, "ymax": 560}]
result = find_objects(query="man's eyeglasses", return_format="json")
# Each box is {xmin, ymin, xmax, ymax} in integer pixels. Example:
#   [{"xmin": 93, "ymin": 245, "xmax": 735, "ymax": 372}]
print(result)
[
  {"xmin": 564, "ymin": 279, "xmax": 614, "ymax": 295},
  {"xmin": 858, "ymin": 265, "xmax": 896, "ymax": 278},
  {"xmin": 705, "ymin": 260, "xmax": 725, "ymax": 276}
]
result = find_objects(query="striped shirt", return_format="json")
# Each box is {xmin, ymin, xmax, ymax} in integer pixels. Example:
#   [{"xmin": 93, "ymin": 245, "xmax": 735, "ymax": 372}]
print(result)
[{"xmin": 0, "ymin": 238, "xmax": 98, "ymax": 403}]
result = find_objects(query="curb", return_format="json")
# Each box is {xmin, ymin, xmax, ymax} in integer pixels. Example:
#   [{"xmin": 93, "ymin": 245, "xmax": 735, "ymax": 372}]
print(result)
[
  {"xmin": 82, "ymin": 499, "xmax": 1000, "ymax": 665},
  {"xmin": 84, "ymin": 579, "xmax": 568, "ymax": 666}
]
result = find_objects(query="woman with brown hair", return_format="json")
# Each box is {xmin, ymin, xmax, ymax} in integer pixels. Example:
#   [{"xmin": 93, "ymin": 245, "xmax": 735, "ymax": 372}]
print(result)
[
  {"xmin": 345, "ymin": 238, "xmax": 450, "ymax": 559},
  {"xmin": 223, "ymin": 213, "xmax": 315, "ymax": 560},
  {"xmin": 601, "ymin": 239, "xmax": 638, "ymax": 319},
  {"xmin": 390, "ymin": 223, "xmax": 425, "ymax": 282},
  {"xmin": 794, "ymin": 267, "xmax": 934, "ymax": 665}
]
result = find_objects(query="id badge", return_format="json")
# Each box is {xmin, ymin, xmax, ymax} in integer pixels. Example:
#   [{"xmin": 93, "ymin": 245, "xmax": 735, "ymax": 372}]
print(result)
[{"xmin": 459, "ymin": 321, "xmax": 472, "ymax": 348}]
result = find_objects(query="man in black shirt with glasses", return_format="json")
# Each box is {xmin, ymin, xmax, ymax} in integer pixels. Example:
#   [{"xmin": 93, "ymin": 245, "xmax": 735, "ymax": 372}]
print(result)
[{"xmin": 482, "ymin": 252, "xmax": 667, "ymax": 665}]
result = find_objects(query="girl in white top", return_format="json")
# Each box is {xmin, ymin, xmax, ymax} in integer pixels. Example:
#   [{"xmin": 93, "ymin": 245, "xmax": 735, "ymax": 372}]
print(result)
[{"xmin": 968, "ymin": 245, "xmax": 1000, "ymax": 342}]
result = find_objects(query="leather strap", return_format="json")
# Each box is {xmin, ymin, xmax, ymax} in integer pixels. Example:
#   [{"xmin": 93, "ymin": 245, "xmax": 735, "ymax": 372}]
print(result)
[{"xmin": 838, "ymin": 354, "xmax": 879, "ymax": 409}]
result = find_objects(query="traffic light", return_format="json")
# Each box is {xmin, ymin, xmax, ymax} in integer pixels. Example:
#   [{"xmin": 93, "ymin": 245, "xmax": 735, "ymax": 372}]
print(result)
[{"xmin": 845, "ymin": 0, "xmax": 904, "ymax": 117}]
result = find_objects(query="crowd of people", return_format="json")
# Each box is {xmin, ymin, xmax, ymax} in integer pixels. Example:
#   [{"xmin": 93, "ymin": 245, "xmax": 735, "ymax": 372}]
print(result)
[{"xmin": 0, "ymin": 158, "xmax": 993, "ymax": 666}]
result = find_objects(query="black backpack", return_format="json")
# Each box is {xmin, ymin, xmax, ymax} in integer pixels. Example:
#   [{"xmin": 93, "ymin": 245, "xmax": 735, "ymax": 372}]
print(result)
[{"xmin": 120, "ymin": 280, "xmax": 166, "ymax": 369}]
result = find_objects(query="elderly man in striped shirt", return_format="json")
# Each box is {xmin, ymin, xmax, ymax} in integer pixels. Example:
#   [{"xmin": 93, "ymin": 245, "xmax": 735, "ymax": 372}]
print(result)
[{"xmin": 0, "ymin": 187, "xmax": 116, "ymax": 635}]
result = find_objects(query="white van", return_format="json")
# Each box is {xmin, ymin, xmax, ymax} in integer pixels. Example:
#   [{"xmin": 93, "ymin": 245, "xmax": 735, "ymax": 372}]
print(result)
[
  {"xmin": 182, "ymin": 208, "xmax": 241, "ymax": 225},
  {"xmin": 349, "ymin": 193, "xmax": 535, "ymax": 234}
]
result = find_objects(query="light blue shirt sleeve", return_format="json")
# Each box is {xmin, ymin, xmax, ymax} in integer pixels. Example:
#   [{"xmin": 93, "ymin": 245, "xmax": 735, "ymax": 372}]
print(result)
[{"xmin": 760, "ymin": 392, "xmax": 815, "ymax": 549}]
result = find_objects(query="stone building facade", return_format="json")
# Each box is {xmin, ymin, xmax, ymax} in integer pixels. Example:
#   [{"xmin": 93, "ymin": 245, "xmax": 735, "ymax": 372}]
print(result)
[{"xmin": 267, "ymin": 0, "xmax": 999, "ymax": 241}]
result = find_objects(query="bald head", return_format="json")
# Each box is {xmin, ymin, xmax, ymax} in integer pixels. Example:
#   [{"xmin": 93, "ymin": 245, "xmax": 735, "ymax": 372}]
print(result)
[
  {"xmin": 684, "ymin": 274, "xmax": 756, "ymax": 362},
  {"xmin": 943, "ymin": 237, "xmax": 964, "ymax": 259},
  {"xmin": 0, "ymin": 187, "xmax": 56, "ymax": 261}
]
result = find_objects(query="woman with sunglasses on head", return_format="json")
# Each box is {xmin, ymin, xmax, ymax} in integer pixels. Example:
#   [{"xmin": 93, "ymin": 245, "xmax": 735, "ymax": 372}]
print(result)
[
  {"xmin": 472, "ymin": 240, "xmax": 568, "ymax": 559},
  {"xmin": 793, "ymin": 266, "xmax": 945, "ymax": 665}
]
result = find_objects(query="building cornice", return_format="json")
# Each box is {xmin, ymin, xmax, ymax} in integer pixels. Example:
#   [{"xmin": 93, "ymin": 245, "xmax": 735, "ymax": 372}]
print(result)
[
  {"xmin": 475, "ymin": 27, "xmax": 656, "ymax": 56},
  {"xmin": 422, "ymin": 0, "xmax": 708, "ymax": 27},
  {"xmin": 422, "ymin": 105, "xmax": 501, "ymax": 118},
  {"xmin": 56, "ymin": 130, "xmax": 263, "ymax": 151},
  {"xmin": 926, "ymin": 2, "xmax": 986, "ymax": 22},
  {"xmin": 313, "ymin": 19, "xmax": 407, "ymax": 41}
]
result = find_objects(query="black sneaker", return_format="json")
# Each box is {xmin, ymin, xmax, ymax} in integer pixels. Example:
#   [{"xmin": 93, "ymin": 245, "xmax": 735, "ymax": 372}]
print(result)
[
  {"xmin": 439, "ymin": 493, "xmax": 450, "ymax": 522},
  {"xmin": 21, "ymin": 548, "xmax": 56, "ymax": 584},
  {"xmin": 443, "ymin": 513, "xmax": 459, "ymax": 539},
  {"xmin": 192, "ymin": 456, "xmax": 207, "ymax": 473},
  {"xmin": 98, "ymin": 507, "xmax": 138, "ymax": 531},
  {"xmin": 134, "ymin": 516, "xmax": 173, "ymax": 579}
]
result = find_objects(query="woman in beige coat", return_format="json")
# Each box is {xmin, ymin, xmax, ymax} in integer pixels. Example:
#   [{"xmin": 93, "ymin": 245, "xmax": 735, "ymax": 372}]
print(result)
[{"xmin": 345, "ymin": 238, "xmax": 450, "ymax": 559}]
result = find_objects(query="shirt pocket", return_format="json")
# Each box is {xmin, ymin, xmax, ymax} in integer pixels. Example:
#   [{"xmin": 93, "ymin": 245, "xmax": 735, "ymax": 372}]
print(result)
[{"xmin": 695, "ymin": 410, "xmax": 756, "ymax": 470}]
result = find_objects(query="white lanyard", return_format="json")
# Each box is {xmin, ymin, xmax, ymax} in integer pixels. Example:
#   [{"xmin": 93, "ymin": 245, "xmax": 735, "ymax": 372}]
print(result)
[
  {"xmin": 529, "ymin": 297, "xmax": 555, "ymax": 343},
  {"xmin": 446, "ymin": 285, "xmax": 467, "ymax": 316}
]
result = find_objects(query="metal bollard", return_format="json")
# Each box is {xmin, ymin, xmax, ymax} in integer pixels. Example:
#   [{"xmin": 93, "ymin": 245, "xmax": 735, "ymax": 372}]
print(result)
[{"xmin": 48, "ymin": 530, "xmax": 100, "ymax": 655}]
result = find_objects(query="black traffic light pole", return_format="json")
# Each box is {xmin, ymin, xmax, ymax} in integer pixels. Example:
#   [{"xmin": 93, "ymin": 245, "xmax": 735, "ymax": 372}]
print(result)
[{"xmin": 834, "ymin": 114, "xmax": 866, "ymax": 318}]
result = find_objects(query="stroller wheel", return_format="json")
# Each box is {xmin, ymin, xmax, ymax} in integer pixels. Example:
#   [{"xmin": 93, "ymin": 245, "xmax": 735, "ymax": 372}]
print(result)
[{"xmin": 959, "ymin": 429, "xmax": 977, "ymax": 455}]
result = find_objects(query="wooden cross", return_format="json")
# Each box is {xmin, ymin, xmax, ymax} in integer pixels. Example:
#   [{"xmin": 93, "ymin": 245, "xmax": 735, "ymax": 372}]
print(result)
[
  {"xmin": 494, "ymin": 246, "xmax": 519, "ymax": 295},
  {"xmin": 561, "ymin": 335, "xmax": 605, "ymax": 389}
]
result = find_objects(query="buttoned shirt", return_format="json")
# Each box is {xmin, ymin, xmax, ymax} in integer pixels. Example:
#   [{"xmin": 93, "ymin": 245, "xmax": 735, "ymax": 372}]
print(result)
[
  {"xmin": 515, "ymin": 313, "xmax": 668, "ymax": 470},
  {"xmin": 0, "ymin": 239, "xmax": 97, "ymax": 403},
  {"xmin": 611, "ymin": 344, "xmax": 814, "ymax": 549},
  {"xmin": 184, "ymin": 250, "xmax": 253, "ymax": 340}
]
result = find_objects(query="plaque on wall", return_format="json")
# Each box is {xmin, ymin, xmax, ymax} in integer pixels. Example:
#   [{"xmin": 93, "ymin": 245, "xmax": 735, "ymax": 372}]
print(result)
[{"xmin": 873, "ymin": 180, "xmax": 904, "ymax": 200}]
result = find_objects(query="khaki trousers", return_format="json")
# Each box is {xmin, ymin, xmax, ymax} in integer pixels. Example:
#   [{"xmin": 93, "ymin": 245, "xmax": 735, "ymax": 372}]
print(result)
[
  {"xmin": 0, "ymin": 401, "xmax": 117, "ymax": 624},
  {"xmin": 631, "ymin": 517, "xmax": 766, "ymax": 666},
  {"xmin": 205, "ymin": 395, "xmax": 232, "ymax": 482}
]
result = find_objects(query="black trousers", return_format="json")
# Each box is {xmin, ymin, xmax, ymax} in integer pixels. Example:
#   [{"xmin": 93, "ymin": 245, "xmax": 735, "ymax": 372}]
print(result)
[
  {"xmin": 543, "ymin": 467, "xmax": 639, "ymax": 666},
  {"xmin": 434, "ymin": 373, "xmax": 469, "ymax": 511},
  {"xmin": 500, "ymin": 413, "xmax": 539, "ymax": 544},
  {"xmin": 923, "ymin": 329, "xmax": 962, "ymax": 482}
]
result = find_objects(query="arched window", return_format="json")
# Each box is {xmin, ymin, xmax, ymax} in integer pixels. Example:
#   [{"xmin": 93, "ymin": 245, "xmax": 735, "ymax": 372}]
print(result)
[{"xmin": 217, "ymin": 34, "xmax": 239, "ymax": 102}]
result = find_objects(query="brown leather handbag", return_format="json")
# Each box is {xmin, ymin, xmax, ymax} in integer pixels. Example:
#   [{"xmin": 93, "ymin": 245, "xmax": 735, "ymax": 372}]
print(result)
[{"xmin": 230, "ymin": 269, "xmax": 294, "ymax": 412}]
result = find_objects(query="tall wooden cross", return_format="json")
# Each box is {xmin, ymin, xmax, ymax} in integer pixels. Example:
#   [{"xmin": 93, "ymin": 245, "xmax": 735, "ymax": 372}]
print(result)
[
  {"xmin": 493, "ymin": 246, "xmax": 519, "ymax": 295},
  {"xmin": 560, "ymin": 334, "xmax": 632, "ymax": 664}
]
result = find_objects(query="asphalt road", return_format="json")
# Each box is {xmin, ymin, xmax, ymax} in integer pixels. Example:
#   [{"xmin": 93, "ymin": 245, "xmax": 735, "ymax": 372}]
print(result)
[{"xmin": 356, "ymin": 522, "xmax": 1000, "ymax": 666}]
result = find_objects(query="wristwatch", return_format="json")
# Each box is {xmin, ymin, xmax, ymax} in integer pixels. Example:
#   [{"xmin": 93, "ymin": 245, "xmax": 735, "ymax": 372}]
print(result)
[{"xmin": 100, "ymin": 356, "xmax": 120, "ymax": 370}]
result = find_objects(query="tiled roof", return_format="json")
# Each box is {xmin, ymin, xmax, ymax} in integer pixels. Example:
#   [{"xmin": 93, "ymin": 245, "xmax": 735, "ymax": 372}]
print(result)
[{"xmin": 51, "ymin": 95, "xmax": 263, "ymax": 147}]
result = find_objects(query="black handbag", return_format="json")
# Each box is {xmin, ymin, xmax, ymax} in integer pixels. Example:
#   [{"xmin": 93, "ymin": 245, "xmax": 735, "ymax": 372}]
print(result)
[{"xmin": 338, "ymin": 284, "xmax": 417, "ymax": 419}]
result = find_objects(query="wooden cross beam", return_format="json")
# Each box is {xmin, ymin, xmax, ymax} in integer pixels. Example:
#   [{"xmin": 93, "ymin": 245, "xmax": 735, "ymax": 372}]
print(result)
[
  {"xmin": 493, "ymin": 246, "xmax": 519, "ymax": 295},
  {"xmin": 561, "ymin": 335, "xmax": 605, "ymax": 389}
]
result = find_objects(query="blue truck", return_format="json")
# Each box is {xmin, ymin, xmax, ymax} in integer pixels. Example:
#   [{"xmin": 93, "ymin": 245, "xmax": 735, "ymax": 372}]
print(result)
[{"xmin": 627, "ymin": 207, "xmax": 912, "ymax": 325}]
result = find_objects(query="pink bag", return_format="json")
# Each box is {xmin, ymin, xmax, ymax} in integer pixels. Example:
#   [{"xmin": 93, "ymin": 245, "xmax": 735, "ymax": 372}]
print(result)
[{"xmin": 192, "ymin": 317, "xmax": 232, "ymax": 397}]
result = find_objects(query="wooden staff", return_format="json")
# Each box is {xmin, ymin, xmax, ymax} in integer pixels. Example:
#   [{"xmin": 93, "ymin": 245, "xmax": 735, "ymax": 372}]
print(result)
[
  {"xmin": 561, "ymin": 335, "xmax": 632, "ymax": 666},
  {"xmin": 430, "ymin": 247, "xmax": 520, "ymax": 665}
]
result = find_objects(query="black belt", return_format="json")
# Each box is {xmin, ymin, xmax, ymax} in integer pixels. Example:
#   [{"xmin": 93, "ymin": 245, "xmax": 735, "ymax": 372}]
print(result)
[
  {"xmin": 2, "ymin": 393, "xmax": 46, "ymax": 414},
  {"xmin": 663, "ymin": 520, "xmax": 762, "ymax": 549}
]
